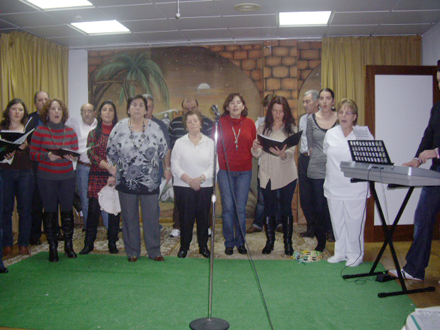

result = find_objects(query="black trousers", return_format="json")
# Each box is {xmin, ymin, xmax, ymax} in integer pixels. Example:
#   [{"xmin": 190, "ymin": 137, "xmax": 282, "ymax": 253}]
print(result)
[
  {"xmin": 298, "ymin": 154, "xmax": 315, "ymax": 229},
  {"xmin": 174, "ymin": 186, "xmax": 213, "ymax": 251}
]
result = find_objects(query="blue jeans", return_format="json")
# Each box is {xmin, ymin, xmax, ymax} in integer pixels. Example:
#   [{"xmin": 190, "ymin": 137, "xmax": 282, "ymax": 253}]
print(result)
[
  {"xmin": 404, "ymin": 165, "xmax": 440, "ymax": 279},
  {"xmin": 2, "ymin": 169, "xmax": 34, "ymax": 247},
  {"xmin": 76, "ymin": 164, "xmax": 90, "ymax": 226},
  {"xmin": 218, "ymin": 169, "xmax": 252, "ymax": 248}
]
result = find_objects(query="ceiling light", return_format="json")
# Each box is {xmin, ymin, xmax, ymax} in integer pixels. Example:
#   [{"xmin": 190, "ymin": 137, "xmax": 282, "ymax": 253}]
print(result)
[
  {"xmin": 234, "ymin": 3, "xmax": 261, "ymax": 12},
  {"xmin": 279, "ymin": 11, "xmax": 331, "ymax": 26},
  {"xmin": 71, "ymin": 20, "xmax": 130, "ymax": 35},
  {"xmin": 20, "ymin": 0, "xmax": 93, "ymax": 10}
]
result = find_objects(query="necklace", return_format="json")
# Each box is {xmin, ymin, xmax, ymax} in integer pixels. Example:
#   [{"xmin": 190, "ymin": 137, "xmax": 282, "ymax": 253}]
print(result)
[
  {"xmin": 189, "ymin": 132, "xmax": 202, "ymax": 144},
  {"xmin": 47, "ymin": 126, "xmax": 65, "ymax": 147},
  {"xmin": 129, "ymin": 119, "xmax": 146, "ymax": 149},
  {"xmin": 231, "ymin": 122, "xmax": 242, "ymax": 151}
]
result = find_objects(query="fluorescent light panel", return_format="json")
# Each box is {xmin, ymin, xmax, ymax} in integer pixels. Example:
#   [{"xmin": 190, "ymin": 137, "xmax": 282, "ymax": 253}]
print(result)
[
  {"xmin": 71, "ymin": 20, "xmax": 130, "ymax": 35},
  {"xmin": 279, "ymin": 11, "xmax": 331, "ymax": 26},
  {"xmin": 21, "ymin": 0, "xmax": 93, "ymax": 10}
]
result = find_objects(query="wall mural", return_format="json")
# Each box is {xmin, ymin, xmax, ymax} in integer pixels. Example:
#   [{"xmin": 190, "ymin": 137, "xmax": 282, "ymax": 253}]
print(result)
[{"xmin": 89, "ymin": 46, "xmax": 263, "ymax": 219}]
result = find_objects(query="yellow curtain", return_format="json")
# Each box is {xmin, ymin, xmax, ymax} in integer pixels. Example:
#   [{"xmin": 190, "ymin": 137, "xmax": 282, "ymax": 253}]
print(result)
[
  {"xmin": 321, "ymin": 36, "xmax": 421, "ymax": 124},
  {"xmin": 0, "ymin": 31, "xmax": 69, "ymax": 112}
]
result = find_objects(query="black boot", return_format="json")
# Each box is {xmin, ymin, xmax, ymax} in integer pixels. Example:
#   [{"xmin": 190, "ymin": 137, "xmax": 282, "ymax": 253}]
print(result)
[
  {"xmin": 107, "ymin": 214, "xmax": 120, "ymax": 254},
  {"xmin": 282, "ymin": 216, "xmax": 294, "ymax": 256},
  {"xmin": 43, "ymin": 212, "xmax": 59, "ymax": 262},
  {"xmin": 61, "ymin": 211, "xmax": 77, "ymax": 258},
  {"xmin": 262, "ymin": 216, "xmax": 276, "ymax": 254},
  {"xmin": 79, "ymin": 225, "xmax": 95, "ymax": 255}
]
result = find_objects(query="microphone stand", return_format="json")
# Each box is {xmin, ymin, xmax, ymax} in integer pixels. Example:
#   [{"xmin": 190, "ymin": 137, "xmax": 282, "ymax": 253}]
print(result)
[{"xmin": 190, "ymin": 106, "xmax": 229, "ymax": 330}]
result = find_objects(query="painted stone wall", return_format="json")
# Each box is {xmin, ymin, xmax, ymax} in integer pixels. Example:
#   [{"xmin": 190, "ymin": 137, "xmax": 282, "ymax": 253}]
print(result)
[{"xmin": 86, "ymin": 40, "xmax": 322, "ymax": 224}]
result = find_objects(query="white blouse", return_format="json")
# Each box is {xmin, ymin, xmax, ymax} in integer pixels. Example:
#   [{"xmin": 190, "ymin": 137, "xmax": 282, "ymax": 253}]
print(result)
[
  {"xmin": 323, "ymin": 125, "xmax": 373, "ymax": 200},
  {"xmin": 171, "ymin": 133, "xmax": 216, "ymax": 188}
]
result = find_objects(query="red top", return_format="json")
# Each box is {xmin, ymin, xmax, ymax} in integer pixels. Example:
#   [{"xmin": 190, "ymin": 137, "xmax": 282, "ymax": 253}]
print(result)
[{"xmin": 216, "ymin": 116, "xmax": 256, "ymax": 171}]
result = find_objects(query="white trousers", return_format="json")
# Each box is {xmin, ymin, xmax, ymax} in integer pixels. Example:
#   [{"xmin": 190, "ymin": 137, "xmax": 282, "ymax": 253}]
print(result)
[{"xmin": 327, "ymin": 198, "xmax": 366, "ymax": 263}]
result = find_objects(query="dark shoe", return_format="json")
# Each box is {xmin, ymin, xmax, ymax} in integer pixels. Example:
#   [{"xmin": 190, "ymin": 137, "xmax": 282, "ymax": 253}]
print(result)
[
  {"xmin": 29, "ymin": 238, "xmax": 42, "ymax": 246},
  {"xmin": 79, "ymin": 245, "xmax": 94, "ymax": 255},
  {"xmin": 199, "ymin": 247, "xmax": 210, "ymax": 258},
  {"xmin": 237, "ymin": 246, "xmax": 247, "ymax": 254},
  {"xmin": 300, "ymin": 229, "xmax": 315, "ymax": 238},
  {"xmin": 262, "ymin": 241, "xmax": 274, "ymax": 254},
  {"xmin": 3, "ymin": 246, "xmax": 12, "ymax": 256},
  {"xmin": 177, "ymin": 250, "xmax": 187, "ymax": 258},
  {"xmin": 61, "ymin": 211, "xmax": 77, "ymax": 259},
  {"xmin": 326, "ymin": 232, "xmax": 335, "ymax": 242},
  {"xmin": 225, "ymin": 247, "xmax": 233, "ymax": 255},
  {"xmin": 246, "ymin": 226, "xmax": 262, "ymax": 234},
  {"xmin": 0, "ymin": 266, "xmax": 9, "ymax": 274},
  {"xmin": 43, "ymin": 212, "xmax": 59, "ymax": 262},
  {"xmin": 128, "ymin": 256, "xmax": 138, "ymax": 262},
  {"xmin": 108, "ymin": 242, "xmax": 119, "ymax": 254},
  {"xmin": 49, "ymin": 242, "xmax": 59, "ymax": 262},
  {"xmin": 19, "ymin": 246, "xmax": 30, "ymax": 255},
  {"xmin": 154, "ymin": 255, "xmax": 165, "ymax": 261},
  {"xmin": 282, "ymin": 216, "xmax": 294, "ymax": 256},
  {"xmin": 262, "ymin": 216, "xmax": 276, "ymax": 254}
]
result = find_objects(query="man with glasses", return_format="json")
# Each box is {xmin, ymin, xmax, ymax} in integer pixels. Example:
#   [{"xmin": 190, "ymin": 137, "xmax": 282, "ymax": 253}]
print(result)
[{"xmin": 67, "ymin": 103, "xmax": 97, "ymax": 229}]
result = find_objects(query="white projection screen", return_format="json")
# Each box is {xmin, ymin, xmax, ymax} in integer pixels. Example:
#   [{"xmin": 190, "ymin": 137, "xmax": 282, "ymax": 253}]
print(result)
[{"xmin": 364, "ymin": 65, "xmax": 439, "ymax": 241}]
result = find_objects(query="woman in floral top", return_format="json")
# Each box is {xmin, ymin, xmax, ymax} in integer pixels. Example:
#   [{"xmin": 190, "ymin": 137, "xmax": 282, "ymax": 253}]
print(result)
[
  {"xmin": 107, "ymin": 95, "xmax": 167, "ymax": 262},
  {"xmin": 80, "ymin": 100, "xmax": 119, "ymax": 255}
]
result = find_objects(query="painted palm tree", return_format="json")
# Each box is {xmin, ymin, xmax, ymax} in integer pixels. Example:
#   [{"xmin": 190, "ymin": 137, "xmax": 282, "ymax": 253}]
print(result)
[{"xmin": 92, "ymin": 52, "xmax": 169, "ymax": 108}]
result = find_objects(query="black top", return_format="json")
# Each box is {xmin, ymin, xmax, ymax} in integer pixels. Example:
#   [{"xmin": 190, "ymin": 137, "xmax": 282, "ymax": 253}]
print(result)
[{"xmin": 415, "ymin": 101, "xmax": 440, "ymax": 168}]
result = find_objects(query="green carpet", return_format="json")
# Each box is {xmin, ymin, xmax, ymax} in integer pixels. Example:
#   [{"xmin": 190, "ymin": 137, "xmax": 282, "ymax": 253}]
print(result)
[{"xmin": 0, "ymin": 253, "xmax": 414, "ymax": 330}]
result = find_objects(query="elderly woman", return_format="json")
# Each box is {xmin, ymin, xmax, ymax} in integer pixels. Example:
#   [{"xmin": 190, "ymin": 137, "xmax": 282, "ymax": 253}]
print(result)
[
  {"xmin": 324, "ymin": 99, "xmax": 373, "ymax": 267},
  {"xmin": 30, "ymin": 99, "xmax": 78, "ymax": 262},
  {"xmin": 0, "ymin": 99, "xmax": 34, "ymax": 256},
  {"xmin": 171, "ymin": 110, "xmax": 215, "ymax": 258},
  {"xmin": 80, "ymin": 101, "xmax": 119, "ymax": 255},
  {"xmin": 107, "ymin": 94, "xmax": 167, "ymax": 262},
  {"xmin": 251, "ymin": 96, "xmax": 298, "ymax": 255},
  {"xmin": 306, "ymin": 88, "xmax": 338, "ymax": 258},
  {"xmin": 217, "ymin": 93, "xmax": 256, "ymax": 256}
]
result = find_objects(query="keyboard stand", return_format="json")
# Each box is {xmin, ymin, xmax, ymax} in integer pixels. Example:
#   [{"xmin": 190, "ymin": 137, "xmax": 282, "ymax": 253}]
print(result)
[{"xmin": 342, "ymin": 181, "xmax": 435, "ymax": 298}]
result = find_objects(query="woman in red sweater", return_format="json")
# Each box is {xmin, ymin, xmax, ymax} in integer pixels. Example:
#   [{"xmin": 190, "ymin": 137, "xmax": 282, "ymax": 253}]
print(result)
[
  {"xmin": 217, "ymin": 93, "xmax": 256, "ymax": 255},
  {"xmin": 30, "ymin": 99, "xmax": 78, "ymax": 262}
]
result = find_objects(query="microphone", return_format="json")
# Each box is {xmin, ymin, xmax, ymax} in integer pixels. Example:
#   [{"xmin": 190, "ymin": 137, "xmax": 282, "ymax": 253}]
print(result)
[{"xmin": 211, "ymin": 105, "xmax": 220, "ymax": 117}]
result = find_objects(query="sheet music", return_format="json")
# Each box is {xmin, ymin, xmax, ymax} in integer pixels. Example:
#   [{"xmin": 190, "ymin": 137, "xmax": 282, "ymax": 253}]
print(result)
[
  {"xmin": 353, "ymin": 125, "xmax": 373, "ymax": 140},
  {"xmin": 407, "ymin": 307, "xmax": 440, "ymax": 330}
]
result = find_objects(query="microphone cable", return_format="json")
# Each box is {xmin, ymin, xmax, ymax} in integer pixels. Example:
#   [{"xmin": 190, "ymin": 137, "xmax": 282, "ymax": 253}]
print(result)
[{"xmin": 217, "ymin": 119, "xmax": 275, "ymax": 330}]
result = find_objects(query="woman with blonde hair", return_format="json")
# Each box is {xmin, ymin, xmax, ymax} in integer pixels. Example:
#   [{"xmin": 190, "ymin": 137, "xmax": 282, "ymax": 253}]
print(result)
[{"xmin": 324, "ymin": 98, "xmax": 373, "ymax": 267}]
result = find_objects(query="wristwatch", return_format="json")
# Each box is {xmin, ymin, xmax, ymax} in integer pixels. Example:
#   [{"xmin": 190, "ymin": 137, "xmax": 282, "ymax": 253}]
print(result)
[{"xmin": 200, "ymin": 176, "xmax": 205, "ymax": 184}]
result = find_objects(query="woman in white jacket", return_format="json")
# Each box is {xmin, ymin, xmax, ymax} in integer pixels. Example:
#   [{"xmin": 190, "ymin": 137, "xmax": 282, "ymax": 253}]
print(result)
[
  {"xmin": 171, "ymin": 110, "xmax": 216, "ymax": 258},
  {"xmin": 323, "ymin": 98, "xmax": 373, "ymax": 267}
]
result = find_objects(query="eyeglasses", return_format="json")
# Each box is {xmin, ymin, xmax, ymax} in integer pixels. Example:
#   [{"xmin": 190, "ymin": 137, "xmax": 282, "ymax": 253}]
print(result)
[
  {"xmin": 183, "ymin": 106, "xmax": 197, "ymax": 112},
  {"xmin": 338, "ymin": 110, "xmax": 354, "ymax": 116}
]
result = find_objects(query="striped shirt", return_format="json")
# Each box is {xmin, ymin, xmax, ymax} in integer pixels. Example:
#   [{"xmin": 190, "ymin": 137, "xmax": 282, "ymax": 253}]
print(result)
[{"xmin": 30, "ymin": 122, "xmax": 78, "ymax": 180}]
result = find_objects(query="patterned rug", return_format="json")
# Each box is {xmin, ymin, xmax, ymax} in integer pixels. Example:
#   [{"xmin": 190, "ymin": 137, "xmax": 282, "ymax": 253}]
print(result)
[{"xmin": 3, "ymin": 223, "xmax": 326, "ymax": 266}]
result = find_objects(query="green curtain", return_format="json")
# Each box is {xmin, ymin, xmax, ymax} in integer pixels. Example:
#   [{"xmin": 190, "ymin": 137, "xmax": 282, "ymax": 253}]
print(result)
[
  {"xmin": 0, "ymin": 31, "xmax": 69, "ymax": 112},
  {"xmin": 321, "ymin": 36, "xmax": 421, "ymax": 124}
]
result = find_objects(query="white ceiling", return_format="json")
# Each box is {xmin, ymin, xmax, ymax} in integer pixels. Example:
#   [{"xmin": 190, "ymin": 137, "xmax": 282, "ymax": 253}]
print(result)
[{"xmin": 1, "ymin": 0, "xmax": 440, "ymax": 50}]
